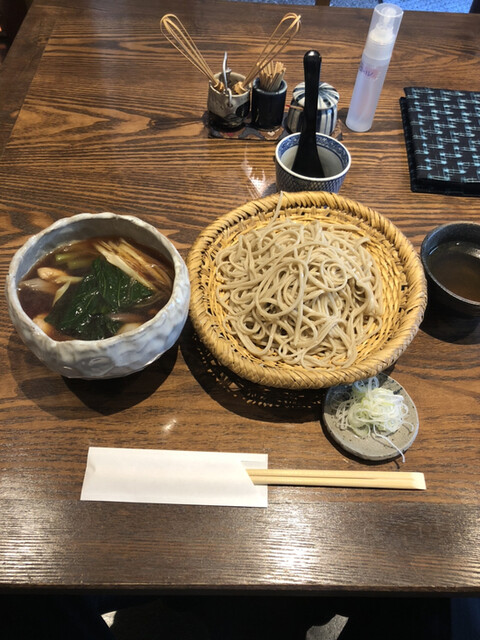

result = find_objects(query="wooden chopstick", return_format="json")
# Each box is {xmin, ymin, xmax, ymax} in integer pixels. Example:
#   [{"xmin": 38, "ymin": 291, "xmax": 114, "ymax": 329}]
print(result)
[{"xmin": 246, "ymin": 469, "xmax": 426, "ymax": 490}]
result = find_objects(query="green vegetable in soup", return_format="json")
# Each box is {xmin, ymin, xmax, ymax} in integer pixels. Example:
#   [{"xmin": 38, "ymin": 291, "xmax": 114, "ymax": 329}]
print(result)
[{"xmin": 45, "ymin": 257, "xmax": 153, "ymax": 340}]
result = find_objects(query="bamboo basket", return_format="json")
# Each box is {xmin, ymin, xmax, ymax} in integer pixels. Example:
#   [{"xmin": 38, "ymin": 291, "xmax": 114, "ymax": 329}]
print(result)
[{"xmin": 187, "ymin": 192, "xmax": 427, "ymax": 389}]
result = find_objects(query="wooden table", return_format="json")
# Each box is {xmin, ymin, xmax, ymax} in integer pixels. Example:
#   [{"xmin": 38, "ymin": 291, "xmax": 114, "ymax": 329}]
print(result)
[{"xmin": 0, "ymin": 0, "xmax": 479, "ymax": 595}]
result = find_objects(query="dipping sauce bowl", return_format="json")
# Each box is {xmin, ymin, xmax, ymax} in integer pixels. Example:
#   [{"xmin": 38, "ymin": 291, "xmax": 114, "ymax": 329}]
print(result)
[
  {"xmin": 420, "ymin": 221, "xmax": 480, "ymax": 317},
  {"xmin": 275, "ymin": 132, "xmax": 351, "ymax": 193}
]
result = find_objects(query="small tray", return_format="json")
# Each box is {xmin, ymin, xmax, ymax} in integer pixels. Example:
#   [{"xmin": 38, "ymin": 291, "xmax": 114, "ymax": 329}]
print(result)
[{"xmin": 204, "ymin": 112, "xmax": 344, "ymax": 142}]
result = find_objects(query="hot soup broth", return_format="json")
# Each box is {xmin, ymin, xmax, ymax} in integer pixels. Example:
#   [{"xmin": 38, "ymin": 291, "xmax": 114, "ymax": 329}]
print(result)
[{"xmin": 18, "ymin": 236, "xmax": 175, "ymax": 341}]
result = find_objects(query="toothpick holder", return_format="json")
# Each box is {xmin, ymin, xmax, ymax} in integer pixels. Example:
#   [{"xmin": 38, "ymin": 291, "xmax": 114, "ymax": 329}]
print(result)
[{"xmin": 251, "ymin": 78, "xmax": 287, "ymax": 130}]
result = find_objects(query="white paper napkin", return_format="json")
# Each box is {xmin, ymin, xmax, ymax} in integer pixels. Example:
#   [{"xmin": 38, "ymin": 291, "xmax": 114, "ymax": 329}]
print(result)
[{"xmin": 80, "ymin": 447, "xmax": 268, "ymax": 507}]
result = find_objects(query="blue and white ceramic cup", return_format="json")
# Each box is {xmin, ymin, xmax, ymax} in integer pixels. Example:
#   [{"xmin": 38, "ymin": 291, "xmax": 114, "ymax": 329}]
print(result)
[
  {"xmin": 275, "ymin": 133, "xmax": 351, "ymax": 193},
  {"xmin": 286, "ymin": 82, "xmax": 339, "ymax": 135}
]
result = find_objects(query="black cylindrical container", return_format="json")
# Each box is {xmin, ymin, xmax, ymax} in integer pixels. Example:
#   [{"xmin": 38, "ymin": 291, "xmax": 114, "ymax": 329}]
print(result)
[{"xmin": 251, "ymin": 78, "xmax": 287, "ymax": 130}]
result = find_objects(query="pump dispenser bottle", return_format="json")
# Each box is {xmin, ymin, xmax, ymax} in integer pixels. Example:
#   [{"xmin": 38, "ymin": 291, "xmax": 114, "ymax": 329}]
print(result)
[{"xmin": 346, "ymin": 3, "xmax": 403, "ymax": 132}]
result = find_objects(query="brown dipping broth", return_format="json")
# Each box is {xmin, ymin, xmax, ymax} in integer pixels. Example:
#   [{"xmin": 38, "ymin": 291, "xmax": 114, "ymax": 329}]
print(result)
[
  {"xmin": 18, "ymin": 236, "xmax": 175, "ymax": 340},
  {"xmin": 426, "ymin": 240, "xmax": 480, "ymax": 303}
]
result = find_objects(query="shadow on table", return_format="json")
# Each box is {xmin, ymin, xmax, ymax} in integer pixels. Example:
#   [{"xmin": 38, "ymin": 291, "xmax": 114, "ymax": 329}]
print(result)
[
  {"xmin": 7, "ymin": 331, "xmax": 179, "ymax": 416},
  {"xmin": 420, "ymin": 300, "xmax": 480, "ymax": 345},
  {"xmin": 63, "ymin": 344, "xmax": 178, "ymax": 414},
  {"xmin": 180, "ymin": 318, "xmax": 324, "ymax": 424}
]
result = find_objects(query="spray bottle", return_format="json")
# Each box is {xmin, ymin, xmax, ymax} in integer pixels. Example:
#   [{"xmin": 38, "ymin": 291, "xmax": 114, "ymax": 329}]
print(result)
[{"xmin": 346, "ymin": 3, "xmax": 403, "ymax": 132}]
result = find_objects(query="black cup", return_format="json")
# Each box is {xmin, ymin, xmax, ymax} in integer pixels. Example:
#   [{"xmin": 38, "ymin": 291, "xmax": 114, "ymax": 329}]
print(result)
[{"xmin": 251, "ymin": 78, "xmax": 287, "ymax": 130}]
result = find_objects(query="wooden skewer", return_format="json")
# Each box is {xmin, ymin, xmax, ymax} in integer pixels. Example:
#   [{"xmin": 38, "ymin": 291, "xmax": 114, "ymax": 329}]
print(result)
[
  {"xmin": 259, "ymin": 61, "xmax": 286, "ymax": 92},
  {"xmin": 160, "ymin": 14, "xmax": 223, "ymax": 90},
  {"xmin": 246, "ymin": 469, "xmax": 426, "ymax": 490}
]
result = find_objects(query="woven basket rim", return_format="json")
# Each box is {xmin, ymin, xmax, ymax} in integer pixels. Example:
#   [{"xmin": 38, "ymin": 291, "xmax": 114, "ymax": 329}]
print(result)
[{"xmin": 187, "ymin": 191, "xmax": 427, "ymax": 389}]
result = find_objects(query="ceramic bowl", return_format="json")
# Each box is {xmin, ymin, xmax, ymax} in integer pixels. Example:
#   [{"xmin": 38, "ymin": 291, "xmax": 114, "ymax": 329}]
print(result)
[
  {"xmin": 275, "ymin": 133, "xmax": 351, "ymax": 193},
  {"xmin": 5, "ymin": 212, "xmax": 191, "ymax": 378},
  {"xmin": 420, "ymin": 221, "xmax": 480, "ymax": 317}
]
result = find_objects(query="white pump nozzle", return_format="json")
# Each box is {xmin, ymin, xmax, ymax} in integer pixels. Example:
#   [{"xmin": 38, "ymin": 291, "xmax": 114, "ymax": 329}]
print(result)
[{"xmin": 364, "ymin": 3, "xmax": 403, "ymax": 61}]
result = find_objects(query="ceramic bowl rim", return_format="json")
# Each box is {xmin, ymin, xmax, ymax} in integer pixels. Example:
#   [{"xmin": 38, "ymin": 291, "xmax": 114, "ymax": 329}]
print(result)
[
  {"xmin": 275, "ymin": 132, "xmax": 351, "ymax": 182},
  {"xmin": 420, "ymin": 221, "xmax": 480, "ymax": 308},
  {"xmin": 210, "ymin": 71, "xmax": 249, "ymax": 98},
  {"xmin": 252, "ymin": 77, "xmax": 287, "ymax": 96}
]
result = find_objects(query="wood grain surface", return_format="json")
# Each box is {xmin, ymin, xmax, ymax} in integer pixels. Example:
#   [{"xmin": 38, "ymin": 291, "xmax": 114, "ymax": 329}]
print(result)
[{"xmin": 0, "ymin": 0, "xmax": 479, "ymax": 593}]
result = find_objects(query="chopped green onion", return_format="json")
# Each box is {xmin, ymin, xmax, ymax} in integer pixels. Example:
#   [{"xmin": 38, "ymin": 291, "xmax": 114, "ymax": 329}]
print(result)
[
  {"xmin": 334, "ymin": 376, "xmax": 413, "ymax": 462},
  {"xmin": 66, "ymin": 257, "xmax": 95, "ymax": 271}
]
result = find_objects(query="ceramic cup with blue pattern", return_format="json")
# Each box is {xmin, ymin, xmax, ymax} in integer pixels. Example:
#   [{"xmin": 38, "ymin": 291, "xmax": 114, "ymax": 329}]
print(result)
[
  {"xmin": 286, "ymin": 82, "xmax": 339, "ymax": 135},
  {"xmin": 275, "ymin": 133, "xmax": 351, "ymax": 193}
]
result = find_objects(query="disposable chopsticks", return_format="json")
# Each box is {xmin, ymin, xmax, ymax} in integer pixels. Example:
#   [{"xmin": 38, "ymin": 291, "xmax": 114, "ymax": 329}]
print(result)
[{"xmin": 246, "ymin": 469, "xmax": 426, "ymax": 490}]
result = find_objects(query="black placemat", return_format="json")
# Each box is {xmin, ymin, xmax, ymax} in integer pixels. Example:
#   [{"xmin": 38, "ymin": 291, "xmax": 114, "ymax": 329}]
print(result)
[{"xmin": 400, "ymin": 87, "xmax": 480, "ymax": 197}]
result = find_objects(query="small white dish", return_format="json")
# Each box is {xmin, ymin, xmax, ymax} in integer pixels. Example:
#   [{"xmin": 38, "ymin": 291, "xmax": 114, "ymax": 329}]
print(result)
[{"xmin": 323, "ymin": 373, "xmax": 419, "ymax": 461}]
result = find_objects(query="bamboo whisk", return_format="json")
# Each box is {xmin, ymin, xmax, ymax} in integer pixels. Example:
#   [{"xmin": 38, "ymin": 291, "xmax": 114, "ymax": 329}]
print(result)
[
  {"xmin": 160, "ymin": 12, "xmax": 300, "ymax": 97},
  {"xmin": 236, "ymin": 12, "xmax": 301, "ymax": 92},
  {"xmin": 160, "ymin": 14, "xmax": 223, "ymax": 91}
]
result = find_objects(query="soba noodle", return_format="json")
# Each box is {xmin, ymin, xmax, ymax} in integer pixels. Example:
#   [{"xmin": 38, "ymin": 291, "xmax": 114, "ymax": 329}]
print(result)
[{"xmin": 215, "ymin": 210, "xmax": 383, "ymax": 370}]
